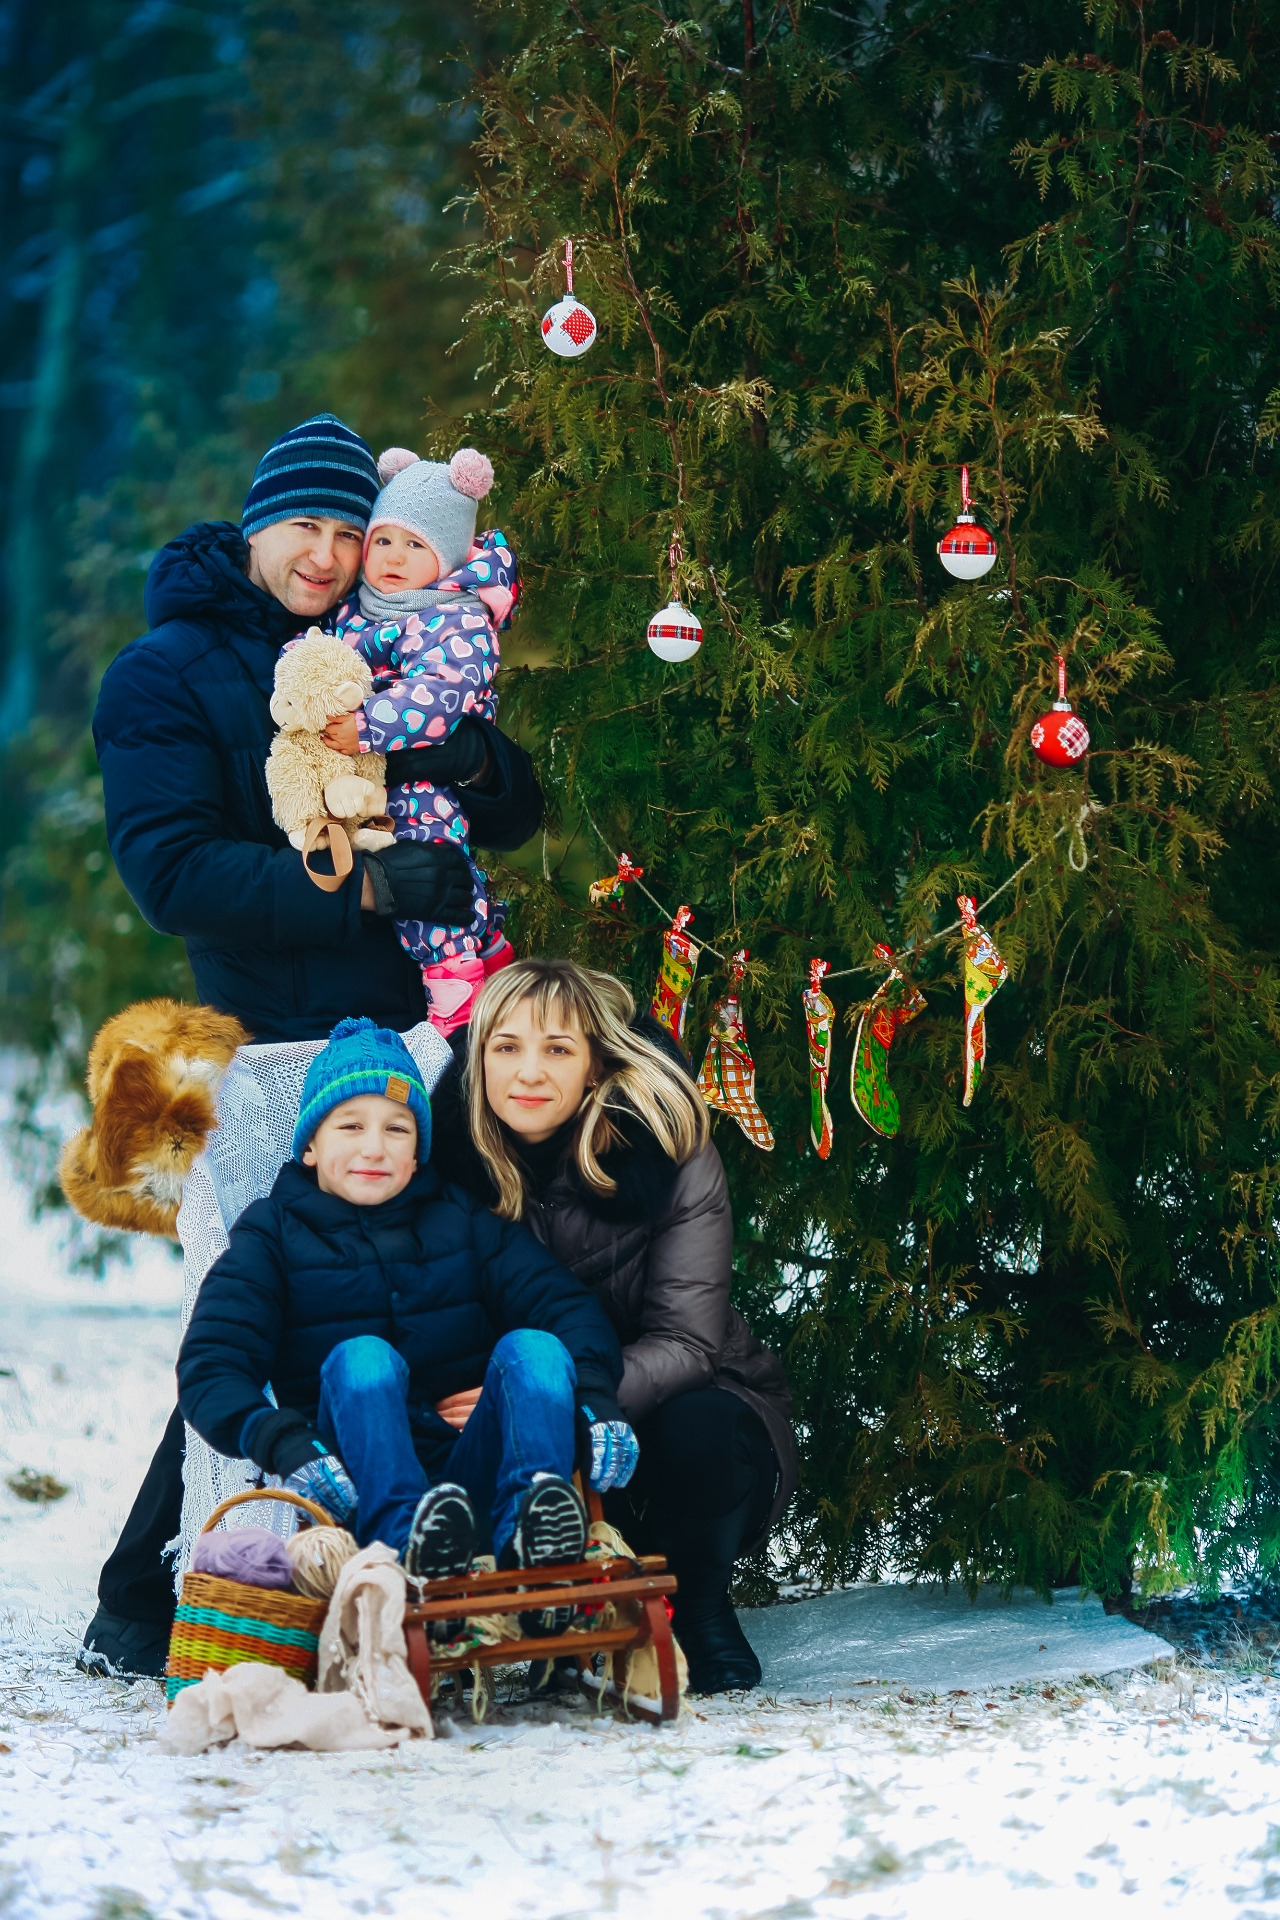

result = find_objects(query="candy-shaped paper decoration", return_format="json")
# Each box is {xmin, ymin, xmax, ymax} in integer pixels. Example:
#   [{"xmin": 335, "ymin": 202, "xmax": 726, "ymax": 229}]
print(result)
[
  {"xmin": 588, "ymin": 851, "xmax": 644, "ymax": 909},
  {"xmin": 697, "ymin": 949, "xmax": 775, "ymax": 1151},
  {"xmin": 850, "ymin": 945, "xmax": 926, "ymax": 1139},
  {"xmin": 541, "ymin": 239, "xmax": 597, "ymax": 358},
  {"xmin": 649, "ymin": 906, "xmax": 701, "ymax": 1052},
  {"xmin": 937, "ymin": 465, "xmax": 998, "ymax": 580},
  {"xmin": 957, "ymin": 896, "xmax": 1008, "ymax": 1107},
  {"xmin": 1031, "ymin": 654, "xmax": 1090, "ymax": 768},
  {"xmin": 802, "ymin": 957, "xmax": 835, "ymax": 1160}
]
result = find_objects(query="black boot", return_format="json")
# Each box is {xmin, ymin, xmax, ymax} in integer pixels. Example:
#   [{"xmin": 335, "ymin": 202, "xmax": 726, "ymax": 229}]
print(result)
[
  {"xmin": 666, "ymin": 1490, "xmax": 763, "ymax": 1694},
  {"xmin": 671, "ymin": 1575, "xmax": 762, "ymax": 1693},
  {"xmin": 77, "ymin": 1606, "xmax": 171, "ymax": 1680}
]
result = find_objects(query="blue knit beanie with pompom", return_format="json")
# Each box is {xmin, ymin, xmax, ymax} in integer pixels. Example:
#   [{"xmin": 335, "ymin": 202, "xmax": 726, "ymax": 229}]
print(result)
[{"xmin": 293, "ymin": 1016, "xmax": 432, "ymax": 1162}]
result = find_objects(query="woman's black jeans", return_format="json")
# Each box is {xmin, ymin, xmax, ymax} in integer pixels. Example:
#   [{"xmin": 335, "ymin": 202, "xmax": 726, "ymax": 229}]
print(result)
[{"xmin": 603, "ymin": 1384, "xmax": 778, "ymax": 1591}]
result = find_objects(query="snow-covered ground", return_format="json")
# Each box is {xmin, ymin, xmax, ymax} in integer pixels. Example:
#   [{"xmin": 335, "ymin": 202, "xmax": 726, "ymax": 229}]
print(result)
[{"xmin": 4, "ymin": 1183, "xmax": 1280, "ymax": 1919}]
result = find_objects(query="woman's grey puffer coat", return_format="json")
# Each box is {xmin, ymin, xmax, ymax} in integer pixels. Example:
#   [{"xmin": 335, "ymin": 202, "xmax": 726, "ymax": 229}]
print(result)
[{"xmin": 430, "ymin": 1043, "xmax": 798, "ymax": 1543}]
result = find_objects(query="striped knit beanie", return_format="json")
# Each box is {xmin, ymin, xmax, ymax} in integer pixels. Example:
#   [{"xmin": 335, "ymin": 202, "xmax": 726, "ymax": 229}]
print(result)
[
  {"xmin": 242, "ymin": 414, "xmax": 380, "ymax": 537},
  {"xmin": 293, "ymin": 1016, "xmax": 432, "ymax": 1162}
]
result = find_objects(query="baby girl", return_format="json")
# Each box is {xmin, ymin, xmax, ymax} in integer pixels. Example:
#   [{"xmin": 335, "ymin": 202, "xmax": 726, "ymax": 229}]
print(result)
[{"xmin": 315, "ymin": 445, "xmax": 519, "ymax": 1031}]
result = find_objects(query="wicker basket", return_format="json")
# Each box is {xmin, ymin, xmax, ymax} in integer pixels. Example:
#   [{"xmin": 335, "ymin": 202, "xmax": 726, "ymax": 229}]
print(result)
[{"xmin": 165, "ymin": 1488, "xmax": 334, "ymax": 1704}]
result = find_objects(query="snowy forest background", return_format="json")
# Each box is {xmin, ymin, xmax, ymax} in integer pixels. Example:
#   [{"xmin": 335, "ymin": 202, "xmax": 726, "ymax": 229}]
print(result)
[{"xmin": 5, "ymin": 0, "xmax": 1280, "ymax": 1606}]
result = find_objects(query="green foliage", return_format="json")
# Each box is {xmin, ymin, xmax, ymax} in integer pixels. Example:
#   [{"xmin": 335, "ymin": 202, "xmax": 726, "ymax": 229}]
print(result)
[{"xmin": 448, "ymin": 0, "xmax": 1280, "ymax": 1595}]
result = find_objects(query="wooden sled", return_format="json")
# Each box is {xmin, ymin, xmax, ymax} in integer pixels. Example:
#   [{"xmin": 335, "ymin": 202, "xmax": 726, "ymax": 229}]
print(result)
[{"xmin": 402, "ymin": 1490, "xmax": 681, "ymax": 1724}]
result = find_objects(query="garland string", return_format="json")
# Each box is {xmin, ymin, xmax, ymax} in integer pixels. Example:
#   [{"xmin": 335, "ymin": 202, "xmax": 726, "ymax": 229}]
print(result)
[{"xmin": 578, "ymin": 800, "xmax": 1103, "ymax": 984}]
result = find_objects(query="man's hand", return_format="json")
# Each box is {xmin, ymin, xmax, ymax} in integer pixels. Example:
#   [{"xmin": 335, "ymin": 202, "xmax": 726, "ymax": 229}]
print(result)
[
  {"xmin": 392, "ymin": 716, "xmax": 492, "ymax": 792},
  {"xmin": 322, "ymin": 712, "xmax": 361, "ymax": 754},
  {"xmin": 361, "ymin": 841, "xmax": 475, "ymax": 922},
  {"xmin": 435, "ymin": 1387, "xmax": 482, "ymax": 1432}
]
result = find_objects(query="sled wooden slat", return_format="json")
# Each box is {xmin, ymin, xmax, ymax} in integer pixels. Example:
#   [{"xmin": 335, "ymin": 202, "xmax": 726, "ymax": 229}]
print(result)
[{"xmin": 402, "ymin": 1549, "xmax": 681, "ymax": 1724}]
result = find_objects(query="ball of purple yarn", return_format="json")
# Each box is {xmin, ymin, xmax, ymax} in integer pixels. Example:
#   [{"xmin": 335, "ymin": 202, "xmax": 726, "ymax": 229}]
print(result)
[{"xmin": 192, "ymin": 1525, "xmax": 297, "ymax": 1590}]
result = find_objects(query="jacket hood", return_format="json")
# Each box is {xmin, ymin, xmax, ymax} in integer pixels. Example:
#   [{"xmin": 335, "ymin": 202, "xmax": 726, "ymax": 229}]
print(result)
[
  {"xmin": 144, "ymin": 521, "xmax": 303, "ymax": 647},
  {"xmin": 429, "ymin": 1040, "xmax": 683, "ymax": 1227}
]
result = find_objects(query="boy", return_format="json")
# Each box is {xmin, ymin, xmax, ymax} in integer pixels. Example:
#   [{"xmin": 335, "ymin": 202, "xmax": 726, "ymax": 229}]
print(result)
[{"xmin": 178, "ymin": 1016, "xmax": 637, "ymax": 1590}]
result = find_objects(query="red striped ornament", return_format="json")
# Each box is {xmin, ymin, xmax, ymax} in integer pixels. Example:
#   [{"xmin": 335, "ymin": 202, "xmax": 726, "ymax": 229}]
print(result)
[{"xmin": 937, "ymin": 465, "xmax": 998, "ymax": 580}]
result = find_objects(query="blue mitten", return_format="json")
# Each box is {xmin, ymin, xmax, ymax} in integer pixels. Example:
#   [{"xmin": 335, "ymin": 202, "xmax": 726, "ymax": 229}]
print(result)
[
  {"xmin": 581, "ymin": 1408, "xmax": 639, "ymax": 1492},
  {"xmin": 284, "ymin": 1451, "xmax": 358, "ymax": 1528}
]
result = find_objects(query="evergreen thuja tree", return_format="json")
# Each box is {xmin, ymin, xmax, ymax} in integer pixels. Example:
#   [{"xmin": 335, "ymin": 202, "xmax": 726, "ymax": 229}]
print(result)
[{"xmin": 460, "ymin": 0, "xmax": 1280, "ymax": 1595}]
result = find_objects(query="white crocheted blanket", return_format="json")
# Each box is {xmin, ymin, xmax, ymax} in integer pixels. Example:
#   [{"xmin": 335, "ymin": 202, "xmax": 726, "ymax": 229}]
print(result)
[{"xmin": 173, "ymin": 1022, "xmax": 451, "ymax": 1583}]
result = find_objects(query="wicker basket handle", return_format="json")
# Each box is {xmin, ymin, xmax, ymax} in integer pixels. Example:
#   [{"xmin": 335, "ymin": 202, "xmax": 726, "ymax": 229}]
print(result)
[{"xmin": 200, "ymin": 1487, "xmax": 336, "ymax": 1535}]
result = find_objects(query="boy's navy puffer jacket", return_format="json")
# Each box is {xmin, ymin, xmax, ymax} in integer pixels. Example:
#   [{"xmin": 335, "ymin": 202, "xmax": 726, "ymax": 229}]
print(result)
[
  {"xmin": 177, "ymin": 1160, "xmax": 624, "ymax": 1476},
  {"xmin": 93, "ymin": 521, "xmax": 543, "ymax": 1041}
]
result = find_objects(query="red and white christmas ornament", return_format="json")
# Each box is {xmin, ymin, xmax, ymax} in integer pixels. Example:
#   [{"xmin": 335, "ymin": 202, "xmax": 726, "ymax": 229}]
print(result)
[
  {"xmin": 937, "ymin": 466, "xmax": 998, "ymax": 580},
  {"xmin": 541, "ymin": 239, "xmax": 597, "ymax": 358},
  {"xmin": 647, "ymin": 532, "xmax": 703, "ymax": 662},
  {"xmin": 1031, "ymin": 654, "xmax": 1091, "ymax": 768}
]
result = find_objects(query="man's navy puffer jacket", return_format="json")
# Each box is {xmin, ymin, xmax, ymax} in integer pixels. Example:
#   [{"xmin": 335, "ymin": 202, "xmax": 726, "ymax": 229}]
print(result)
[
  {"xmin": 93, "ymin": 521, "xmax": 543, "ymax": 1041},
  {"xmin": 177, "ymin": 1159, "xmax": 624, "ymax": 1476}
]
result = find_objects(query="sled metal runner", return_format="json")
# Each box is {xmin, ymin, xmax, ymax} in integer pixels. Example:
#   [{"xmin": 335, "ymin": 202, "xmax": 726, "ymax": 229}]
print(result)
[{"xmin": 402, "ymin": 1552, "xmax": 680, "ymax": 1722}]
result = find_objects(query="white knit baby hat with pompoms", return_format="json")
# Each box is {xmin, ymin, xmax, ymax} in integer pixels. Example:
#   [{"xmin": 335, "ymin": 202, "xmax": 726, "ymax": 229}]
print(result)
[{"xmin": 363, "ymin": 445, "xmax": 495, "ymax": 577}]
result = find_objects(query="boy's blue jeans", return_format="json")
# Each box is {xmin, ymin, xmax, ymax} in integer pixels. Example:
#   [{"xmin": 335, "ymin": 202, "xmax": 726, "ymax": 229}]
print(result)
[{"xmin": 315, "ymin": 1330, "xmax": 577, "ymax": 1557}]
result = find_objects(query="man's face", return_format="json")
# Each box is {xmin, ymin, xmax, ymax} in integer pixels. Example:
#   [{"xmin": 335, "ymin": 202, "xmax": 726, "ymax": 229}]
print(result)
[{"xmin": 246, "ymin": 516, "xmax": 364, "ymax": 617}]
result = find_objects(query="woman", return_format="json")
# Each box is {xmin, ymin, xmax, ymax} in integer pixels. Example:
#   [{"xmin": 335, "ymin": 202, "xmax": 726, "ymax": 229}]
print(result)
[{"xmin": 430, "ymin": 956, "xmax": 798, "ymax": 1693}]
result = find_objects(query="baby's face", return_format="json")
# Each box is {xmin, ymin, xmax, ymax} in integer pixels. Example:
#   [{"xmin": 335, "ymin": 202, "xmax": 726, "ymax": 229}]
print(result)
[{"xmin": 365, "ymin": 525, "xmax": 440, "ymax": 593}]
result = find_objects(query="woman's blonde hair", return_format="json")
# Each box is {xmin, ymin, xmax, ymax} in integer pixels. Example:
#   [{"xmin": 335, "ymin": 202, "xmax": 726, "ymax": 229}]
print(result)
[{"xmin": 466, "ymin": 957, "xmax": 709, "ymax": 1220}]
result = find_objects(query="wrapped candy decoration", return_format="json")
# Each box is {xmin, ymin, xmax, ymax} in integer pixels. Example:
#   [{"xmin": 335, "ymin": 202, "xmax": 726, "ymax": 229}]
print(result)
[
  {"xmin": 649, "ymin": 906, "xmax": 701, "ymax": 1052},
  {"xmin": 802, "ymin": 958, "xmax": 835, "ymax": 1160},
  {"xmin": 850, "ymin": 944, "xmax": 926, "ymax": 1139},
  {"xmin": 957, "ymin": 895, "xmax": 1008, "ymax": 1107},
  {"xmin": 588, "ymin": 852, "xmax": 644, "ymax": 909},
  {"xmin": 697, "ymin": 950, "xmax": 775, "ymax": 1152}
]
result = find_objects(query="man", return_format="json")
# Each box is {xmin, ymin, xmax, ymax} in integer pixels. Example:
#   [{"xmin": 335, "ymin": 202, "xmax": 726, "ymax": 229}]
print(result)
[{"xmin": 78, "ymin": 415, "xmax": 543, "ymax": 1677}]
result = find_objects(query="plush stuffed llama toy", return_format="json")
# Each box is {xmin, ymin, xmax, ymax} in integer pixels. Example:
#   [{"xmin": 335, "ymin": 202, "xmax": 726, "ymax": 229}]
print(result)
[
  {"xmin": 60, "ymin": 998, "xmax": 249, "ymax": 1238},
  {"xmin": 265, "ymin": 628, "xmax": 394, "ymax": 882}
]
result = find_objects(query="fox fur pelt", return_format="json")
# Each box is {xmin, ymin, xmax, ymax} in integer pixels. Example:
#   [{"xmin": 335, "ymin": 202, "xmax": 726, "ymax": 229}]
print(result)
[{"xmin": 59, "ymin": 999, "xmax": 249, "ymax": 1239}]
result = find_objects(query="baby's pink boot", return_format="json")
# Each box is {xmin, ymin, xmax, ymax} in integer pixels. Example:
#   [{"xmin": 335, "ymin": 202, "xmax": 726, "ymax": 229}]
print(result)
[
  {"xmin": 478, "ymin": 932, "xmax": 515, "ymax": 979},
  {"xmin": 422, "ymin": 955, "xmax": 485, "ymax": 1036}
]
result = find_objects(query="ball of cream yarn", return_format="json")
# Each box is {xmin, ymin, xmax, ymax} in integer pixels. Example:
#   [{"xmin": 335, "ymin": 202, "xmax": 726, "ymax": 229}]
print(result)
[{"xmin": 286, "ymin": 1524, "xmax": 358, "ymax": 1599}]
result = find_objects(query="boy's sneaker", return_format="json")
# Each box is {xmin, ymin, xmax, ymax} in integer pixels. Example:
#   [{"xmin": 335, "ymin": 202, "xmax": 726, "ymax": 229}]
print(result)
[
  {"xmin": 404, "ymin": 1484, "xmax": 477, "ymax": 1643},
  {"xmin": 499, "ymin": 1473, "xmax": 587, "ymax": 1638}
]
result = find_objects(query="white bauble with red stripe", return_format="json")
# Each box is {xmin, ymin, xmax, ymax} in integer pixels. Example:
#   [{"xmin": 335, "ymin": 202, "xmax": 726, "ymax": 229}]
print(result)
[
  {"xmin": 541, "ymin": 295, "xmax": 597, "ymax": 358},
  {"xmin": 647, "ymin": 598, "xmax": 703, "ymax": 663}
]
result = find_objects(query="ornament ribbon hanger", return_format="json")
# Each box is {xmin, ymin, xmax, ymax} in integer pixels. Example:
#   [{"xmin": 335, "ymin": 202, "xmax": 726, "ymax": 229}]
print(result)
[
  {"xmin": 541, "ymin": 238, "xmax": 598, "ymax": 357},
  {"xmin": 937, "ymin": 464, "xmax": 998, "ymax": 579},
  {"xmin": 1031, "ymin": 653, "xmax": 1091, "ymax": 769},
  {"xmin": 647, "ymin": 528, "xmax": 703, "ymax": 662}
]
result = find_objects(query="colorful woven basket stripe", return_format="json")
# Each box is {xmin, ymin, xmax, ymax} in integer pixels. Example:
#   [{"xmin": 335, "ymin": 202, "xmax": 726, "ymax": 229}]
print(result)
[{"xmin": 165, "ymin": 1569, "xmax": 327, "ymax": 1703}]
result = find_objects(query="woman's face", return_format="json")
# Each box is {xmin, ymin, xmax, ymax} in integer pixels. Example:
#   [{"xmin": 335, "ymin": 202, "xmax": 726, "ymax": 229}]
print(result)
[{"xmin": 482, "ymin": 995, "xmax": 594, "ymax": 1143}]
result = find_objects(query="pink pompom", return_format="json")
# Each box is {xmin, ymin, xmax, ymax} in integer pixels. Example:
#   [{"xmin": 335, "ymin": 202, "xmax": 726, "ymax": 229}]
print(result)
[
  {"xmin": 449, "ymin": 448, "xmax": 494, "ymax": 500},
  {"xmin": 377, "ymin": 446, "xmax": 420, "ymax": 483}
]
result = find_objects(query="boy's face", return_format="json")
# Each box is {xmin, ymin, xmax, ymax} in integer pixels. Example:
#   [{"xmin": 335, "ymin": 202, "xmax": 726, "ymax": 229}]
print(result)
[
  {"xmin": 364, "ymin": 525, "xmax": 441, "ymax": 594},
  {"xmin": 303, "ymin": 1094, "xmax": 417, "ymax": 1205}
]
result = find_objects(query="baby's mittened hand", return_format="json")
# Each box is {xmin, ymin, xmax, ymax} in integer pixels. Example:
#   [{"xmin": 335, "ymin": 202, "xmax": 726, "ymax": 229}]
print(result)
[{"xmin": 324, "ymin": 775, "xmax": 388, "ymax": 819}]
